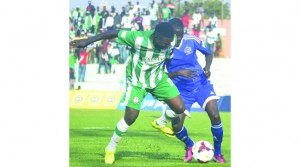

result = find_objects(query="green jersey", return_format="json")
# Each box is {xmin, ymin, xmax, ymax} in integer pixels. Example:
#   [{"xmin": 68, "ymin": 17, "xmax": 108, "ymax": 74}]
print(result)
[{"xmin": 117, "ymin": 30, "xmax": 176, "ymax": 89}]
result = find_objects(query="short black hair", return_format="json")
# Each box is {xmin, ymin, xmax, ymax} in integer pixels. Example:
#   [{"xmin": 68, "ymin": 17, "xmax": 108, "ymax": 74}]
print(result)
[
  {"xmin": 168, "ymin": 18, "xmax": 184, "ymax": 29},
  {"xmin": 154, "ymin": 22, "xmax": 174, "ymax": 38}
]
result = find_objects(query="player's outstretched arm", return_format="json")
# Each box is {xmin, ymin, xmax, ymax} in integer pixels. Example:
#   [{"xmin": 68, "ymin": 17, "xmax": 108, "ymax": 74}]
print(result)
[{"xmin": 70, "ymin": 30, "xmax": 120, "ymax": 48}]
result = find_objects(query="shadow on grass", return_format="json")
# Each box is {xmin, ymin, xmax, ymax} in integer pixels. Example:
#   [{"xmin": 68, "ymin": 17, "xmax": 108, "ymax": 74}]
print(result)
[
  {"xmin": 70, "ymin": 128, "xmax": 180, "ymax": 138},
  {"xmin": 70, "ymin": 150, "xmax": 181, "ymax": 167},
  {"xmin": 101, "ymin": 150, "xmax": 181, "ymax": 161}
]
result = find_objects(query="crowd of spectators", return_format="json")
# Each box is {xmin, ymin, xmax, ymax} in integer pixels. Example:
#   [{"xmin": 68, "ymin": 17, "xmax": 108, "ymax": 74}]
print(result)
[{"xmin": 69, "ymin": 0, "xmax": 223, "ymax": 89}]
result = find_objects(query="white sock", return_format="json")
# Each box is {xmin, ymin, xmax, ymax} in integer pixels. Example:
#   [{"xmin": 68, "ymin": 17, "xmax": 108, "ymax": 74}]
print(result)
[
  {"xmin": 161, "ymin": 102, "xmax": 167, "ymax": 113},
  {"xmin": 105, "ymin": 118, "xmax": 130, "ymax": 151},
  {"xmin": 156, "ymin": 110, "xmax": 179, "ymax": 127}
]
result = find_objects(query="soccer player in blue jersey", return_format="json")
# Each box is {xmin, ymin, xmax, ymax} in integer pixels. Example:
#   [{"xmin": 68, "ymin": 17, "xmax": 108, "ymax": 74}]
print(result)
[{"xmin": 152, "ymin": 18, "xmax": 227, "ymax": 163}]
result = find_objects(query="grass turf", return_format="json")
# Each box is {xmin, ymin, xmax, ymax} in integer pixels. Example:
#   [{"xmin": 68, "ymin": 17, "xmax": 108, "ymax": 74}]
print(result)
[{"xmin": 70, "ymin": 109, "xmax": 231, "ymax": 167}]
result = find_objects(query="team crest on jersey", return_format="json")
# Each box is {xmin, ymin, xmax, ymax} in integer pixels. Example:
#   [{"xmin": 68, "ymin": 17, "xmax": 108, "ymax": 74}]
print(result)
[
  {"xmin": 184, "ymin": 46, "xmax": 192, "ymax": 55},
  {"xmin": 133, "ymin": 97, "xmax": 139, "ymax": 104}
]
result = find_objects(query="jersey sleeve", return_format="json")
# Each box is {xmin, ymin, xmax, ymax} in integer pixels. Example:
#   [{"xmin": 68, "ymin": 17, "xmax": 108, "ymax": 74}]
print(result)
[
  {"xmin": 193, "ymin": 36, "xmax": 212, "ymax": 55},
  {"xmin": 117, "ymin": 30, "xmax": 136, "ymax": 47}
]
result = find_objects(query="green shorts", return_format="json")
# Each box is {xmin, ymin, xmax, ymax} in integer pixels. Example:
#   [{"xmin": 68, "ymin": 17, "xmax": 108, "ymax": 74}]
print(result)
[{"xmin": 123, "ymin": 73, "xmax": 180, "ymax": 110}]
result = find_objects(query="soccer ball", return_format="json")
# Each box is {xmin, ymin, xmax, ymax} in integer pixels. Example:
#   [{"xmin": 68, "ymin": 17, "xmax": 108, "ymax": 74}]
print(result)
[{"xmin": 192, "ymin": 140, "xmax": 214, "ymax": 163}]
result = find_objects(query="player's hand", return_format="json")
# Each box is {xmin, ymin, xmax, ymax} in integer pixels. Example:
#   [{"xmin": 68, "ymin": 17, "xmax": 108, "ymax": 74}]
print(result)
[
  {"xmin": 70, "ymin": 39, "xmax": 89, "ymax": 48},
  {"xmin": 178, "ymin": 69, "xmax": 198, "ymax": 80},
  {"xmin": 203, "ymin": 67, "xmax": 211, "ymax": 79}
]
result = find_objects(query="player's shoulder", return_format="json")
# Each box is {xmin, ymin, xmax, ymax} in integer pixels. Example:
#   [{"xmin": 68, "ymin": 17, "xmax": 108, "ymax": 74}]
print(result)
[
  {"xmin": 182, "ymin": 34, "xmax": 202, "ymax": 44},
  {"xmin": 119, "ymin": 29, "xmax": 153, "ymax": 38}
]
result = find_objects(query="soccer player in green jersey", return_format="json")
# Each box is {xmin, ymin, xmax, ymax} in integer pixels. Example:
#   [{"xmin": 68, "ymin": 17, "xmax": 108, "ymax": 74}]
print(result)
[{"xmin": 70, "ymin": 22, "xmax": 186, "ymax": 164}]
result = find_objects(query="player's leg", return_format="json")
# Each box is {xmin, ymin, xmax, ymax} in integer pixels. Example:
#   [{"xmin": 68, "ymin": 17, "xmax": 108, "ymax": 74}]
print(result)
[
  {"xmin": 151, "ymin": 76, "xmax": 185, "ymax": 136},
  {"xmin": 205, "ymin": 99, "xmax": 226, "ymax": 163},
  {"xmin": 164, "ymin": 95, "xmax": 185, "ymax": 115},
  {"xmin": 152, "ymin": 95, "xmax": 186, "ymax": 137},
  {"xmin": 198, "ymin": 82, "xmax": 226, "ymax": 163},
  {"xmin": 104, "ymin": 85, "xmax": 147, "ymax": 164},
  {"xmin": 171, "ymin": 113, "xmax": 194, "ymax": 162},
  {"xmin": 171, "ymin": 91, "xmax": 195, "ymax": 162}
]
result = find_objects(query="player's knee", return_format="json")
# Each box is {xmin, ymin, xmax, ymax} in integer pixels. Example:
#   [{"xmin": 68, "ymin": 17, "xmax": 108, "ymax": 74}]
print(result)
[
  {"xmin": 124, "ymin": 112, "xmax": 139, "ymax": 125},
  {"xmin": 173, "ymin": 104, "xmax": 186, "ymax": 114},
  {"xmin": 211, "ymin": 114, "xmax": 221, "ymax": 124},
  {"xmin": 124, "ymin": 115, "xmax": 137, "ymax": 125}
]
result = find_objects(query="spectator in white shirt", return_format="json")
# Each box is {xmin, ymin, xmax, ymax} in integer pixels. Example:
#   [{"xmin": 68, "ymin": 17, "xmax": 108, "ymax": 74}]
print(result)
[
  {"xmin": 105, "ymin": 14, "xmax": 115, "ymax": 31},
  {"xmin": 121, "ymin": 13, "xmax": 133, "ymax": 30},
  {"xmin": 149, "ymin": 2, "xmax": 158, "ymax": 29},
  {"xmin": 209, "ymin": 13, "xmax": 218, "ymax": 28},
  {"xmin": 205, "ymin": 27, "xmax": 216, "ymax": 55},
  {"xmin": 192, "ymin": 8, "xmax": 202, "ymax": 37},
  {"xmin": 142, "ymin": 10, "xmax": 151, "ymax": 30}
]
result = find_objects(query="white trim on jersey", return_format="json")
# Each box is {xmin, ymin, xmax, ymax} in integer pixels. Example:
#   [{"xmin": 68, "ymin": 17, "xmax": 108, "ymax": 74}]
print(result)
[
  {"xmin": 139, "ymin": 63, "xmax": 149, "ymax": 88},
  {"xmin": 132, "ymin": 36, "xmax": 144, "ymax": 85},
  {"xmin": 182, "ymin": 34, "xmax": 201, "ymax": 44},
  {"xmin": 175, "ymin": 34, "xmax": 202, "ymax": 50},
  {"xmin": 158, "ymin": 69, "xmax": 162, "ymax": 80},
  {"xmin": 202, "ymin": 96, "xmax": 220, "ymax": 110},
  {"xmin": 141, "ymin": 40, "xmax": 154, "ymax": 88},
  {"xmin": 122, "ymin": 85, "xmax": 133, "ymax": 105},
  {"xmin": 150, "ymin": 67, "xmax": 157, "ymax": 88}
]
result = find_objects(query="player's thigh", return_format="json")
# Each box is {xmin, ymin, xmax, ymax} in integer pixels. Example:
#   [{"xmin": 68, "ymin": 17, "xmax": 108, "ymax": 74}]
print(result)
[
  {"xmin": 164, "ymin": 95, "xmax": 185, "ymax": 114},
  {"xmin": 195, "ymin": 82, "xmax": 219, "ymax": 110},
  {"xmin": 195, "ymin": 83, "xmax": 220, "ymax": 122},
  {"xmin": 123, "ymin": 85, "xmax": 148, "ymax": 111},
  {"xmin": 178, "ymin": 89, "xmax": 197, "ymax": 112},
  {"xmin": 151, "ymin": 74, "xmax": 180, "ymax": 101}
]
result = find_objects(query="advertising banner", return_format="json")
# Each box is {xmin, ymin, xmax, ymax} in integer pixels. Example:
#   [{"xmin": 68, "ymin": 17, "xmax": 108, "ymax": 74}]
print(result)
[
  {"xmin": 69, "ymin": 90, "xmax": 123, "ymax": 109},
  {"xmin": 117, "ymin": 94, "xmax": 231, "ymax": 112}
]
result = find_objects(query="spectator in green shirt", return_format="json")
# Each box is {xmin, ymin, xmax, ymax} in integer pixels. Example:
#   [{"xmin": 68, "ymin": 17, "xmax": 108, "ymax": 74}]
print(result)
[
  {"xmin": 161, "ymin": 4, "xmax": 171, "ymax": 21},
  {"xmin": 84, "ymin": 11, "xmax": 92, "ymax": 32}
]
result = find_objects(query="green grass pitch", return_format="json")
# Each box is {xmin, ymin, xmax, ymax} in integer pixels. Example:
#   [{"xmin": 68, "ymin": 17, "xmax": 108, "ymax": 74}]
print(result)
[{"xmin": 70, "ymin": 109, "xmax": 231, "ymax": 167}]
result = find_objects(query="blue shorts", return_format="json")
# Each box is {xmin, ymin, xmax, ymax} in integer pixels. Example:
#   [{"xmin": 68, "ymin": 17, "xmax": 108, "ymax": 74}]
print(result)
[{"xmin": 177, "ymin": 80, "xmax": 219, "ymax": 112}]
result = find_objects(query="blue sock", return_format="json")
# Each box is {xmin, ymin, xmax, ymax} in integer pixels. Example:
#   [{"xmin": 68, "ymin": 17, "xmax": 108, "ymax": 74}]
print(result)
[
  {"xmin": 211, "ymin": 122, "xmax": 223, "ymax": 156},
  {"xmin": 176, "ymin": 126, "xmax": 194, "ymax": 147}
]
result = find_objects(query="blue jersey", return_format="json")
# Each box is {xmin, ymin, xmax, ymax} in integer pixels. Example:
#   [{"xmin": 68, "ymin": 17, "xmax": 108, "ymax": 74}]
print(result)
[{"xmin": 166, "ymin": 34, "xmax": 212, "ymax": 91}]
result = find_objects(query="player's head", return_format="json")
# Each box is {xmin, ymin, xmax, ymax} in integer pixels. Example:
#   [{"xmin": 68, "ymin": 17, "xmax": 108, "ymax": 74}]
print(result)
[
  {"xmin": 168, "ymin": 18, "xmax": 184, "ymax": 47},
  {"xmin": 153, "ymin": 22, "xmax": 175, "ymax": 49}
]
